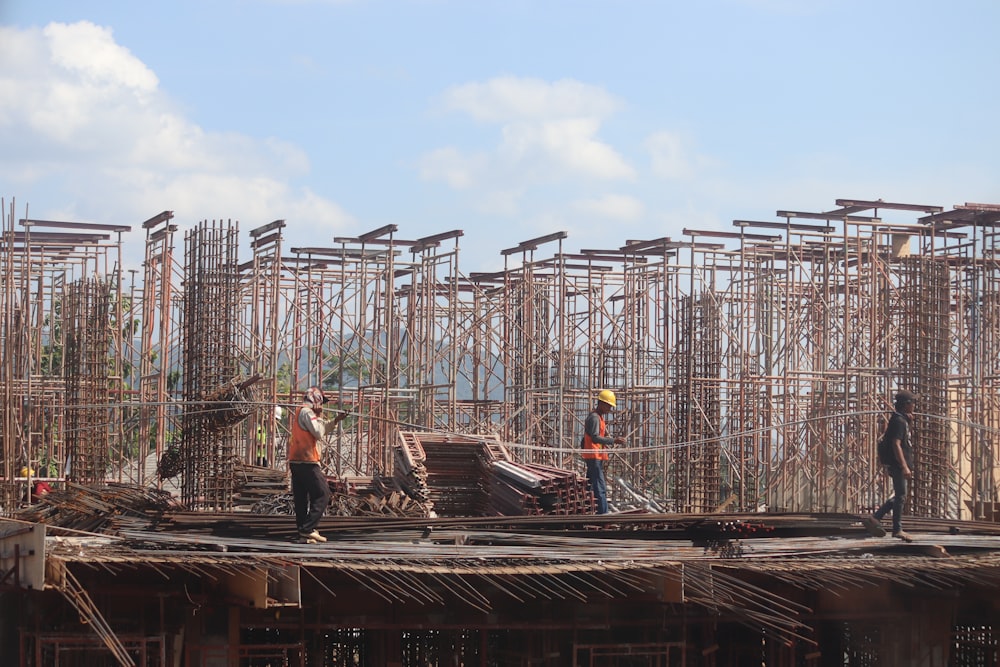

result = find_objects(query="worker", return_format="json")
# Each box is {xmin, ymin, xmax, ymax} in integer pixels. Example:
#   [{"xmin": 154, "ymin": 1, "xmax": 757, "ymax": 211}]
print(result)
[
  {"xmin": 288, "ymin": 386, "xmax": 346, "ymax": 544},
  {"xmin": 31, "ymin": 479, "xmax": 52, "ymax": 501},
  {"xmin": 581, "ymin": 389, "xmax": 626, "ymax": 514},
  {"xmin": 255, "ymin": 423, "xmax": 269, "ymax": 467},
  {"xmin": 865, "ymin": 390, "xmax": 918, "ymax": 542},
  {"xmin": 19, "ymin": 467, "xmax": 37, "ymax": 504}
]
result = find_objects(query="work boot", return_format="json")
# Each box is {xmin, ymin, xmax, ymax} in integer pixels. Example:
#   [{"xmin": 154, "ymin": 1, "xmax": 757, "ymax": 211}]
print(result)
[
  {"xmin": 861, "ymin": 515, "xmax": 886, "ymax": 537},
  {"xmin": 299, "ymin": 530, "xmax": 327, "ymax": 543},
  {"xmin": 892, "ymin": 530, "xmax": 914, "ymax": 543},
  {"xmin": 294, "ymin": 534, "xmax": 318, "ymax": 544}
]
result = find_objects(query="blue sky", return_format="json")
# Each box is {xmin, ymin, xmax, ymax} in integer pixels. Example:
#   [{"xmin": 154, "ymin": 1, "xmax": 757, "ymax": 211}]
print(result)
[{"xmin": 2, "ymin": 0, "xmax": 997, "ymax": 272}]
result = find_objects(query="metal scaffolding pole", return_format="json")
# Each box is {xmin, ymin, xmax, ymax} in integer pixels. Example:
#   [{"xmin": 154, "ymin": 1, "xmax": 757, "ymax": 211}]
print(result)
[{"xmin": 3, "ymin": 195, "xmax": 1000, "ymax": 522}]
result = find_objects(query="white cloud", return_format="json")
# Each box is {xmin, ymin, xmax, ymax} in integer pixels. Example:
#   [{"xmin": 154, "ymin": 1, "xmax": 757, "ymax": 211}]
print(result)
[
  {"xmin": 501, "ymin": 119, "xmax": 635, "ymax": 180},
  {"xmin": 1, "ymin": 23, "xmax": 159, "ymax": 146},
  {"xmin": 45, "ymin": 22, "xmax": 159, "ymax": 94},
  {"xmin": 0, "ymin": 21, "xmax": 352, "ymax": 260},
  {"xmin": 422, "ymin": 76, "xmax": 634, "ymax": 200},
  {"xmin": 572, "ymin": 194, "xmax": 644, "ymax": 221},
  {"xmin": 107, "ymin": 172, "xmax": 352, "ymax": 231}
]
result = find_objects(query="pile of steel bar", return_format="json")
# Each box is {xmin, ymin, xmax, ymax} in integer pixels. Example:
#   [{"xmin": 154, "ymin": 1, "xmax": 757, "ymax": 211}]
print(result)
[{"xmin": 14, "ymin": 482, "xmax": 177, "ymax": 533}]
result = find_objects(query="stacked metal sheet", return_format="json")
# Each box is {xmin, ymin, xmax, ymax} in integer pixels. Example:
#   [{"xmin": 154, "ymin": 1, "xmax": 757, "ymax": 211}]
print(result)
[
  {"xmin": 391, "ymin": 431, "xmax": 594, "ymax": 517},
  {"xmin": 490, "ymin": 461, "xmax": 594, "ymax": 515}
]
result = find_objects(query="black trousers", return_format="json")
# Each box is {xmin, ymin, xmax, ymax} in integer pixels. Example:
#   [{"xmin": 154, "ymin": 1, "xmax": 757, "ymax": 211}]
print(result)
[
  {"xmin": 290, "ymin": 462, "xmax": 331, "ymax": 534},
  {"xmin": 874, "ymin": 465, "xmax": 909, "ymax": 534}
]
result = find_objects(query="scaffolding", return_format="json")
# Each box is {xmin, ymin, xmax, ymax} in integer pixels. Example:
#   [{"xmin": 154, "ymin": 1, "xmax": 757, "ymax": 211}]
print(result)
[
  {"xmin": 2, "ymin": 196, "xmax": 1000, "ymax": 519},
  {"xmin": 0, "ymin": 199, "xmax": 130, "ymax": 505}
]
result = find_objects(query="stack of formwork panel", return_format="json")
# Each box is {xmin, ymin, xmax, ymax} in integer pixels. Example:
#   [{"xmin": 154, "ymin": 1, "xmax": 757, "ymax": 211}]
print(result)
[
  {"xmin": 393, "ymin": 431, "xmax": 596, "ymax": 516},
  {"xmin": 393, "ymin": 432, "xmax": 431, "ymax": 513},
  {"xmin": 417, "ymin": 434, "xmax": 491, "ymax": 516},
  {"xmin": 231, "ymin": 463, "xmax": 288, "ymax": 509},
  {"xmin": 478, "ymin": 437, "xmax": 512, "ymax": 464}
]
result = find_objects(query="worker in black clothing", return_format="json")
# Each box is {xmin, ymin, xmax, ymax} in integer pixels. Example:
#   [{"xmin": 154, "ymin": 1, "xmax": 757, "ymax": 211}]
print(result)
[{"xmin": 864, "ymin": 390, "xmax": 917, "ymax": 542}]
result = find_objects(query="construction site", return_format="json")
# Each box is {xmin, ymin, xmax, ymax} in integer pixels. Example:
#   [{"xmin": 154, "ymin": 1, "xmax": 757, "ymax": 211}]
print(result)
[{"xmin": 2, "ymin": 196, "xmax": 1000, "ymax": 666}]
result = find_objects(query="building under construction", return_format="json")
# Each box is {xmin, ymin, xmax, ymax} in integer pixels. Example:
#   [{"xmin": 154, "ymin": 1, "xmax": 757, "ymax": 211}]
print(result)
[{"xmin": 2, "ymin": 196, "xmax": 1000, "ymax": 665}]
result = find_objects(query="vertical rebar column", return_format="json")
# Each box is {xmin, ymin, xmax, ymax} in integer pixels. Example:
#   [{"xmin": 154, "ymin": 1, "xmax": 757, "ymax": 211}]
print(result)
[
  {"xmin": 63, "ymin": 278, "xmax": 112, "ymax": 484},
  {"xmin": 180, "ymin": 220, "xmax": 240, "ymax": 510},
  {"xmin": 670, "ymin": 291, "xmax": 721, "ymax": 512}
]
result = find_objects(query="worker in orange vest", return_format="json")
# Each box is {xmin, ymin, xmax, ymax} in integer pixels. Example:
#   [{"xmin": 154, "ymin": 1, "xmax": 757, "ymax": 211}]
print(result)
[
  {"xmin": 581, "ymin": 390, "xmax": 626, "ymax": 514},
  {"xmin": 288, "ymin": 386, "xmax": 347, "ymax": 544}
]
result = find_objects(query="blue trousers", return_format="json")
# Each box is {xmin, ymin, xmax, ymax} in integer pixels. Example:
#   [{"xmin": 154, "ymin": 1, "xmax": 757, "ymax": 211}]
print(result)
[{"xmin": 585, "ymin": 459, "xmax": 609, "ymax": 514}]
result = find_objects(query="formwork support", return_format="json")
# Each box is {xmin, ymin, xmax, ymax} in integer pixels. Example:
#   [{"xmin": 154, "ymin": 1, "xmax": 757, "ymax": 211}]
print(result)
[{"xmin": 3, "ymin": 196, "xmax": 1000, "ymax": 523}]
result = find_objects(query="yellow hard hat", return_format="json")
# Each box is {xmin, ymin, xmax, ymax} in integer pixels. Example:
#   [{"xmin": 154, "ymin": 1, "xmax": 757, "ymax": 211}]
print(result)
[
  {"xmin": 20, "ymin": 467, "xmax": 34, "ymax": 477},
  {"xmin": 597, "ymin": 389, "xmax": 617, "ymax": 408}
]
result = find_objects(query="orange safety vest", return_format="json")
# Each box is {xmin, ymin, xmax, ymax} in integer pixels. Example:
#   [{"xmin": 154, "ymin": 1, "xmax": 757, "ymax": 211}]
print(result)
[
  {"xmin": 581, "ymin": 412, "xmax": 609, "ymax": 461},
  {"xmin": 288, "ymin": 406, "xmax": 320, "ymax": 463}
]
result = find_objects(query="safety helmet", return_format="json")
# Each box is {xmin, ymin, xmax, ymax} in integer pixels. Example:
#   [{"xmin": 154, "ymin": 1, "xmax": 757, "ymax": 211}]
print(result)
[
  {"xmin": 20, "ymin": 466, "xmax": 34, "ymax": 477},
  {"xmin": 304, "ymin": 386, "xmax": 327, "ymax": 406},
  {"xmin": 597, "ymin": 389, "xmax": 617, "ymax": 408}
]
